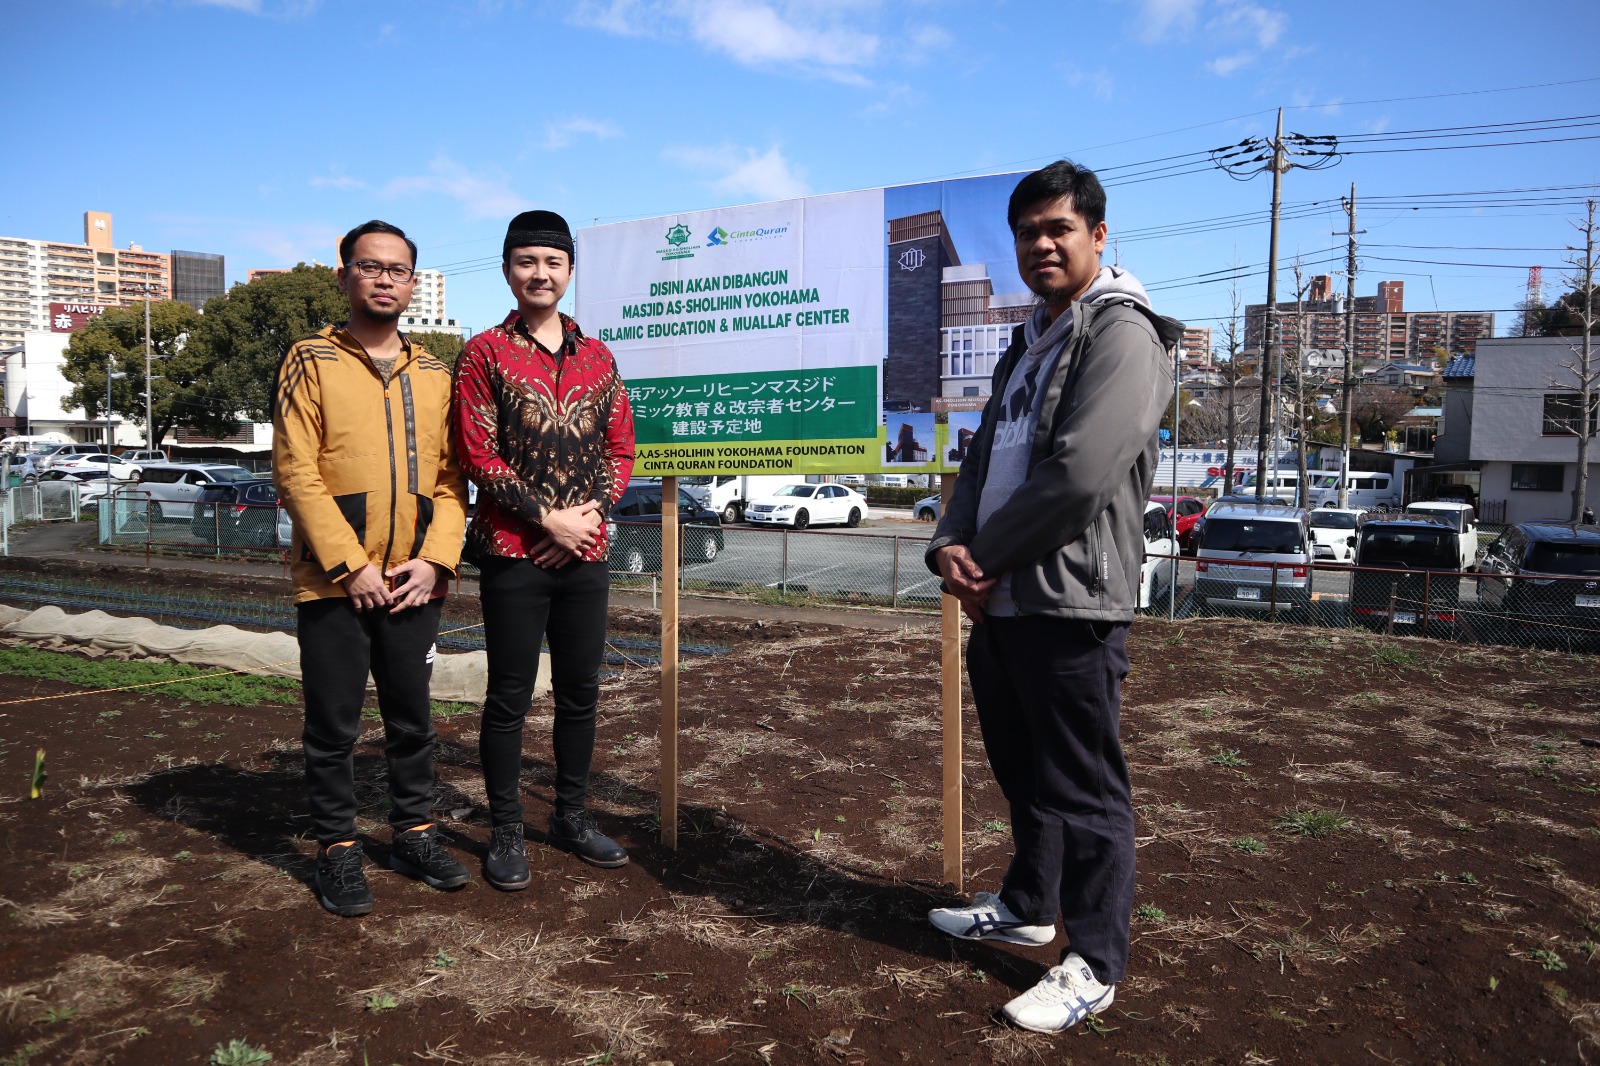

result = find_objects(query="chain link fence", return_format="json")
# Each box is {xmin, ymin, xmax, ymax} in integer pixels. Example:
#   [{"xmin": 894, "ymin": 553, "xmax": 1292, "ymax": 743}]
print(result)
[
  {"xmin": 1145, "ymin": 552, "xmax": 1600, "ymax": 654},
  {"xmin": 67, "ymin": 497, "xmax": 1600, "ymax": 655}
]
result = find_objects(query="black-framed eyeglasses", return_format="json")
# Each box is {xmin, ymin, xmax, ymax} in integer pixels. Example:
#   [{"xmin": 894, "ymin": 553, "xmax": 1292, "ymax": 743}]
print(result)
[{"xmin": 349, "ymin": 260, "xmax": 416, "ymax": 282}]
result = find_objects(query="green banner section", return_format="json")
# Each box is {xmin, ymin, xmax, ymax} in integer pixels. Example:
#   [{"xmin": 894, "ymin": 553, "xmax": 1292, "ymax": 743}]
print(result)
[
  {"xmin": 634, "ymin": 437, "xmax": 882, "ymax": 476},
  {"xmin": 626, "ymin": 364, "xmax": 876, "ymax": 448}
]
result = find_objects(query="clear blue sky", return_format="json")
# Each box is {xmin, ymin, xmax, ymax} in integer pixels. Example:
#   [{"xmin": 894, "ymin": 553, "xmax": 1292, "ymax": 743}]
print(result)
[{"xmin": 4, "ymin": 0, "xmax": 1598, "ymax": 340}]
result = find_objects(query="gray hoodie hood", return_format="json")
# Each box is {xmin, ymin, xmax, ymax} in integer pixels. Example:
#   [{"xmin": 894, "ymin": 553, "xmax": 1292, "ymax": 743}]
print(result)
[{"xmin": 1021, "ymin": 265, "xmax": 1153, "ymax": 350}]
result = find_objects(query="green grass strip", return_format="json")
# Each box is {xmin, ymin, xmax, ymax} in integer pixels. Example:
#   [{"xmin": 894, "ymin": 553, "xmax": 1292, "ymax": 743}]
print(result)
[{"xmin": 0, "ymin": 646, "xmax": 301, "ymax": 707}]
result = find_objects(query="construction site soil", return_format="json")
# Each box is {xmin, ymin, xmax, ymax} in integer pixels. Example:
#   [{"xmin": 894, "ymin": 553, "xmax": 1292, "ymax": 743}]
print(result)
[{"xmin": 1, "ymin": 558, "xmax": 1598, "ymax": 1065}]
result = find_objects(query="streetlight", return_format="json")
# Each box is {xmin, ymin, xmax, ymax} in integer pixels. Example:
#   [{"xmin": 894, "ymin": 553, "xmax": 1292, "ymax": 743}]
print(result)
[{"xmin": 105, "ymin": 367, "xmax": 127, "ymax": 466}]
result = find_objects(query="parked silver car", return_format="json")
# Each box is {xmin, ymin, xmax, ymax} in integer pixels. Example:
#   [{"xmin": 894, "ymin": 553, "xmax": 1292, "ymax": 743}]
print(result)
[{"xmin": 1193, "ymin": 500, "xmax": 1315, "ymax": 614}]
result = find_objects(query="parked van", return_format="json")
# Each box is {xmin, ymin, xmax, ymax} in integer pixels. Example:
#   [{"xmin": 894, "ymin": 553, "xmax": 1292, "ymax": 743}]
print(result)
[
  {"xmin": 1193, "ymin": 501, "xmax": 1315, "ymax": 615},
  {"xmin": 1307, "ymin": 471, "xmax": 1400, "ymax": 511},
  {"xmin": 1349, "ymin": 515, "xmax": 1464, "ymax": 636},
  {"xmin": 1404, "ymin": 501, "xmax": 1478, "ymax": 569},
  {"xmin": 1239, "ymin": 469, "xmax": 1307, "ymax": 504}
]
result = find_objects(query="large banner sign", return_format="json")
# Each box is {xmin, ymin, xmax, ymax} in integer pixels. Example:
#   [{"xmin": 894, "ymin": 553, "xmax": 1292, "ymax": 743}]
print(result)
[{"xmin": 577, "ymin": 173, "xmax": 1030, "ymax": 476}]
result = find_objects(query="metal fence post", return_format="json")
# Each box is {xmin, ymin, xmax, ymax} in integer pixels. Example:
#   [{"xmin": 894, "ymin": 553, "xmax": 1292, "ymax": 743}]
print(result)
[
  {"xmin": 780, "ymin": 527, "xmax": 790, "ymax": 594},
  {"xmin": 1269, "ymin": 562, "xmax": 1280, "ymax": 622},
  {"xmin": 1422, "ymin": 569, "xmax": 1432, "ymax": 638},
  {"xmin": 890, "ymin": 535, "xmax": 901, "ymax": 609}
]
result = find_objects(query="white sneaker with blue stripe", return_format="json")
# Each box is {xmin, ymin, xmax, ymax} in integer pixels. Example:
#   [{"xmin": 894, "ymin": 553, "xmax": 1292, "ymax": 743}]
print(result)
[
  {"xmin": 927, "ymin": 890, "xmax": 1055, "ymax": 946},
  {"xmin": 1002, "ymin": 952, "xmax": 1116, "ymax": 1033}
]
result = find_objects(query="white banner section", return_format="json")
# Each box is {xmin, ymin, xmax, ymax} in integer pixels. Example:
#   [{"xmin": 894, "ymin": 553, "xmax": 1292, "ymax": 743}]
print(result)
[{"xmin": 578, "ymin": 190, "xmax": 886, "ymax": 476}]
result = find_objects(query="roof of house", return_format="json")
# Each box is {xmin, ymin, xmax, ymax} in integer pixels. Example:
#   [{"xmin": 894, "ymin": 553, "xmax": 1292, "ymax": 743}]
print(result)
[{"xmin": 1442, "ymin": 354, "xmax": 1475, "ymax": 379}]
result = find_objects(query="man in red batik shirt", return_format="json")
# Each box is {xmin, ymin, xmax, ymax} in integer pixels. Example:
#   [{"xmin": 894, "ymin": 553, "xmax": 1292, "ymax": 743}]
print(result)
[{"xmin": 453, "ymin": 210, "xmax": 635, "ymax": 889}]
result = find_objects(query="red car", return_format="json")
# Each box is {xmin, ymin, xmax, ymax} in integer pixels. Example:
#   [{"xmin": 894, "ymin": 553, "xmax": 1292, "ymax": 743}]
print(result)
[{"xmin": 1151, "ymin": 495, "xmax": 1207, "ymax": 553}]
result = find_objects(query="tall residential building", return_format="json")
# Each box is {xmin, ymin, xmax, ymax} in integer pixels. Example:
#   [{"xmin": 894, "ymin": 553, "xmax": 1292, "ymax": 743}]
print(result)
[
  {"xmin": 330, "ymin": 237, "xmax": 456, "ymax": 332},
  {"xmin": 171, "ymin": 250, "xmax": 225, "ymax": 309},
  {"xmin": 1246, "ymin": 277, "xmax": 1494, "ymax": 368},
  {"xmin": 0, "ymin": 212, "xmax": 172, "ymax": 352},
  {"xmin": 398, "ymin": 269, "xmax": 457, "ymax": 331}
]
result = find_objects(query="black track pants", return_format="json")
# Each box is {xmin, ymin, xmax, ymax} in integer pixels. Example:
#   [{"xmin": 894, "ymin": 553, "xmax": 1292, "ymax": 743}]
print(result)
[{"xmin": 299, "ymin": 596, "xmax": 443, "ymax": 845}]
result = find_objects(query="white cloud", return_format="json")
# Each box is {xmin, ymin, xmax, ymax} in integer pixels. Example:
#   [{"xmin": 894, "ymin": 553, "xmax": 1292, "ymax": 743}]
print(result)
[
  {"xmin": 186, "ymin": 0, "xmax": 320, "ymax": 15},
  {"xmin": 1209, "ymin": 0, "xmax": 1285, "ymax": 47},
  {"xmin": 1205, "ymin": 50, "xmax": 1254, "ymax": 77},
  {"xmin": 568, "ymin": 0, "xmax": 899, "ymax": 85},
  {"xmin": 1063, "ymin": 64, "xmax": 1116, "ymax": 102},
  {"xmin": 686, "ymin": 0, "xmax": 876, "ymax": 82},
  {"xmin": 1136, "ymin": 0, "xmax": 1203, "ymax": 42},
  {"xmin": 665, "ymin": 144, "xmax": 810, "ymax": 202},
  {"xmin": 543, "ymin": 117, "xmax": 623, "ymax": 151},
  {"xmin": 380, "ymin": 156, "xmax": 530, "ymax": 220},
  {"xmin": 309, "ymin": 174, "xmax": 367, "ymax": 191},
  {"xmin": 566, "ymin": 0, "xmax": 663, "ymax": 37}
]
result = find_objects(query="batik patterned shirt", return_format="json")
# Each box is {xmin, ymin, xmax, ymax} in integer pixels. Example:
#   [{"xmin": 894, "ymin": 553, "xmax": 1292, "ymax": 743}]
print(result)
[{"xmin": 452, "ymin": 311, "xmax": 635, "ymax": 564}]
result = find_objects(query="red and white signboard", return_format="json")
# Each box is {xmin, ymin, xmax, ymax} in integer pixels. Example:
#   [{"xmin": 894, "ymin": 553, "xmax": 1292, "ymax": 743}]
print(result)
[{"xmin": 48, "ymin": 302, "xmax": 108, "ymax": 332}]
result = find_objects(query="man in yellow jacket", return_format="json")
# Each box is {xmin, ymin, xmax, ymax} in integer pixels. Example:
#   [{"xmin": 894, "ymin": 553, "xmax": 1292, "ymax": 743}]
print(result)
[{"xmin": 273, "ymin": 220, "xmax": 470, "ymax": 916}]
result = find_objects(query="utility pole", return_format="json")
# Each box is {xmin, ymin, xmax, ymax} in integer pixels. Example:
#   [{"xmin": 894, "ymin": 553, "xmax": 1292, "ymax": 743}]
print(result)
[
  {"xmin": 1571, "ymin": 198, "xmax": 1597, "ymax": 523},
  {"xmin": 1340, "ymin": 184, "xmax": 1358, "ymax": 508},
  {"xmin": 1210, "ymin": 110, "xmax": 1341, "ymax": 501},
  {"xmin": 1257, "ymin": 110, "xmax": 1286, "ymax": 499},
  {"xmin": 144, "ymin": 291, "xmax": 154, "ymax": 456}
]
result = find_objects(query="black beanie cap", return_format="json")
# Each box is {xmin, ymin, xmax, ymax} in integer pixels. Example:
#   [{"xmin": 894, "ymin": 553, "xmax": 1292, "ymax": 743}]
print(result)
[{"xmin": 503, "ymin": 209, "xmax": 575, "ymax": 263}]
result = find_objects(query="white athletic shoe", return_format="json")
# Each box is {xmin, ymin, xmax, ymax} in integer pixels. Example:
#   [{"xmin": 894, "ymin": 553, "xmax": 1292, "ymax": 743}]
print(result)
[
  {"xmin": 927, "ymin": 890, "xmax": 1055, "ymax": 946},
  {"xmin": 1002, "ymin": 952, "xmax": 1116, "ymax": 1033}
]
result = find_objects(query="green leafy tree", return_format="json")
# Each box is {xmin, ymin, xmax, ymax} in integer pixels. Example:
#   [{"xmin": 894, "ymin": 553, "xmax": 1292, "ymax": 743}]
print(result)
[
  {"xmin": 61, "ymin": 300, "xmax": 202, "ymax": 446},
  {"xmin": 407, "ymin": 329, "xmax": 465, "ymax": 370},
  {"xmin": 182, "ymin": 265, "xmax": 345, "ymax": 437}
]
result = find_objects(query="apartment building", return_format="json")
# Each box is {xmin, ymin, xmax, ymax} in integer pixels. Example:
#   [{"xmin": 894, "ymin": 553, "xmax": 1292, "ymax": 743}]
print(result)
[
  {"xmin": 1246, "ymin": 277, "xmax": 1494, "ymax": 368},
  {"xmin": 0, "ymin": 212, "xmax": 173, "ymax": 352}
]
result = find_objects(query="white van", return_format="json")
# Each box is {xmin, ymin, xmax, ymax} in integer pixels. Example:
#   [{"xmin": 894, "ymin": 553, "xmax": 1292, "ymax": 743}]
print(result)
[
  {"xmin": 1404, "ymin": 501, "xmax": 1479, "ymax": 569},
  {"xmin": 137, "ymin": 462, "xmax": 259, "ymax": 520},
  {"xmin": 1239, "ymin": 470, "xmax": 1307, "ymax": 504},
  {"xmin": 1308, "ymin": 471, "xmax": 1400, "ymax": 511}
]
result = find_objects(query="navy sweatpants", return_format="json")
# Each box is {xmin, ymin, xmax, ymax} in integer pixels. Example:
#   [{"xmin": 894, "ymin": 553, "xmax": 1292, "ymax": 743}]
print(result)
[{"xmin": 967, "ymin": 615, "xmax": 1135, "ymax": 985}]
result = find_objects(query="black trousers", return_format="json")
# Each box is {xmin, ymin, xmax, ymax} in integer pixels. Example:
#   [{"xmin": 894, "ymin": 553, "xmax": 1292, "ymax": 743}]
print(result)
[
  {"xmin": 477, "ymin": 558, "xmax": 609, "ymax": 826},
  {"xmin": 967, "ymin": 615, "xmax": 1135, "ymax": 985},
  {"xmin": 298, "ymin": 597, "xmax": 443, "ymax": 846}
]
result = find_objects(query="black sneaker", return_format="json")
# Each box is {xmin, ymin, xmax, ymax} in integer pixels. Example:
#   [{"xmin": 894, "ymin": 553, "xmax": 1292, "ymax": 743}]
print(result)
[
  {"xmin": 485, "ymin": 823, "xmax": 530, "ymax": 891},
  {"xmin": 314, "ymin": 840, "xmax": 373, "ymax": 917},
  {"xmin": 390, "ymin": 824, "xmax": 470, "ymax": 889},
  {"xmin": 547, "ymin": 808, "xmax": 629, "ymax": 868}
]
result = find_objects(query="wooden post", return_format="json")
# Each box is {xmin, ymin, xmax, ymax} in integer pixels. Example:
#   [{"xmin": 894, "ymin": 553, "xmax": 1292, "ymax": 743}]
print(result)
[
  {"xmin": 660, "ymin": 476, "xmax": 680, "ymax": 850},
  {"xmin": 938, "ymin": 472, "xmax": 963, "ymax": 889}
]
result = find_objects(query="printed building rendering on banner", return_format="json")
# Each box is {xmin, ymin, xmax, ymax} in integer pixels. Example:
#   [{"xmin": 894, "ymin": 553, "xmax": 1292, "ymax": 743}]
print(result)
[{"xmin": 577, "ymin": 173, "xmax": 1035, "ymax": 475}]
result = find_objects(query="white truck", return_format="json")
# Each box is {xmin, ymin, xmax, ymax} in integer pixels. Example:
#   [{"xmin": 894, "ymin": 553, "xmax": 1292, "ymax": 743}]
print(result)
[{"xmin": 683, "ymin": 475, "xmax": 810, "ymax": 523}]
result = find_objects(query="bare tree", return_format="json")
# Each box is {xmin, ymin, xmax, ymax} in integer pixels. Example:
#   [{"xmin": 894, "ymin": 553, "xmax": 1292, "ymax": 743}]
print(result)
[
  {"xmin": 1290, "ymin": 262, "xmax": 1313, "ymax": 507},
  {"xmin": 1350, "ymin": 384, "xmax": 1414, "ymax": 444},
  {"xmin": 1560, "ymin": 199, "xmax": 1598, "ymax": 522},
  {"xmin": 1217, "ymin": 275, "xmax": 1249, "ymax": 491}
]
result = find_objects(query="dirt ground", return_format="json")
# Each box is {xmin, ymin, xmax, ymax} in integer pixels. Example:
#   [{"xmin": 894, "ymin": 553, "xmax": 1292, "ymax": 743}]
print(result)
[{"xmin": 1, "ymin": 563, "xmax": 1598, "ymax": 1065}]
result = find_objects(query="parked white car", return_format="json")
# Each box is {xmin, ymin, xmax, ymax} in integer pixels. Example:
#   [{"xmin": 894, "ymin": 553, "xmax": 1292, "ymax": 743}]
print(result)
[
  {"xmin": 913, "ymin": 494, "xmax": 941, "ymax": 522},
  {"xmin": 1308, "ymin": 507, "xmax": 1364, "ymax": 563},
  {"xmin": 744, "ymin": 483, "xmax": 869, "ymax": 529},
  {"xmin": 1404, "ymin": 501, "xmax": 1479, "ymax": 569},
  {"xmin": 1139, "ymin": 500, "xmax": 1180, "ymax": 610},
  {"xmin": 51, "ymin": 453, "xmax": 142, "ymax": 481}
]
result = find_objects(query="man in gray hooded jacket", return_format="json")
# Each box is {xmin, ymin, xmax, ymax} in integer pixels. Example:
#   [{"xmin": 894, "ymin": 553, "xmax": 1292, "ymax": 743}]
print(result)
[{"xmin": 925, "ymin": 159, "xmax": 1181, "ymax": 1033}]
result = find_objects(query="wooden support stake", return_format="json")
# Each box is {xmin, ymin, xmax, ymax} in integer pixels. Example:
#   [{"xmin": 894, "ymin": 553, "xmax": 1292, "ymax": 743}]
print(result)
[
  {"xmin": 938, "ymin": 472, "xmax": 963, "ymax": 890},
  {"xmin": 660, "ymin": 475, "xmax": 680, "ymax": 850}
]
